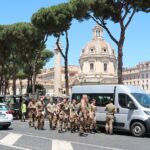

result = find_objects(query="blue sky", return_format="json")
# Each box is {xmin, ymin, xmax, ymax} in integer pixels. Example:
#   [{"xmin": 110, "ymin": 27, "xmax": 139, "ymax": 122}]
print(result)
[{"xmin": 0, "ymin": 0, "xmax": 150, "ymax": 68}]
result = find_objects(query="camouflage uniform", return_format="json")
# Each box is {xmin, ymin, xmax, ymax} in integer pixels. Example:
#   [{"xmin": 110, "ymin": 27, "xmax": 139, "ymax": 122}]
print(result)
[
  {"xmin": 47, "ymin": 101, "xmax": 57, "ymax": 129},
  {"xmin": 58, "ymin": 101, "xmax": 65, "ymax": 133},
  {"xmin": 78, "ymin": 95, "xmax": 90, "ymax": 136},
  {"xmin": 58, "ymin": 99, "xmax": 70, "ymax": 133},
  {"xmin": 89, "ymin": 101, "xmax": 97, "ymax": 133},
  {"xmin": 70, "ymin": 100, "xmax": 79, "ymax": 133},
  {"xmin": 63, "ymin": 101, "xmax": 70, "ymax": 131},
  {"xmin": 35, "ymin": 99, "xmax": 45, "ymax": 130},
  {"xmin": 27, "ymin": 100, "xmax": 36, "ymax": 127},
  {"xmin": 105, "ymin": 100, "xmax": 116, "ymax": 134}
]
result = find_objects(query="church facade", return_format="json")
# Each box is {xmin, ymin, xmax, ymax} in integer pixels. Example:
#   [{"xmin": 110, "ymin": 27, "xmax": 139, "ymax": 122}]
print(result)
[{"xmin": 77, "ymin": 25, "xmax": 118, "ymax": 85}]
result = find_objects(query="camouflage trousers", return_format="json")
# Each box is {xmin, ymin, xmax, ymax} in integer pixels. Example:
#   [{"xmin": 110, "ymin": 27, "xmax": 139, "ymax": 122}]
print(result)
[
  {"xmin": 35, "ymin": 111, "xmax": 45, "ymax": 130},
  {"xmin": 105, "ymin": 115, "xmax": 114, "ymax": 134},
  {"xmin": 70, "ymin": 115, "xmax": 79, "ymax": 131},
  {"xmin": 28, "ymin": 109, "xmax": 36, "ymax": 127},
  {"xmin": 48, "ymin": 112, "xmax": 57, "ymax": 129},
  {"xmin": 58, "ymin": 112, "xmax": 69, "ymax": 131},
  {"xmin": 79, "ymin": 114, "xmax": 88, "ymax": 134}
]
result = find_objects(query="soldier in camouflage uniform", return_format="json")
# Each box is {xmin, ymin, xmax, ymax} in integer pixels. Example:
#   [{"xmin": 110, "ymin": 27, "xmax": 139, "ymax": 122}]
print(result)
[
  {"xmin": 70, "ymin": 99, "xmax": 79, "ymax": 133},
  {"xmin": 35, "ymin": 96, "xmax": 45, "ymax": 130},
  {"xmin": 27, "ymin": 98, "xmax": 36, "ymax": 127},
  {"xmin": 57, "ymin": 97, "xmax": 70, "ymax": 133},
  {"xmin": 105, "ymin": 98, "xmax": 116, "ymax": 134},
  {"xmin": 47, "ymin": 99, "xmax": 57, "ymax": 130},
  {"xmin": 89, "ymin": 99, "xmax": 97, "ymax": 133},
  {"xmin": 78, "ymin": 95, "xmax": 90, "ymax": 136}
]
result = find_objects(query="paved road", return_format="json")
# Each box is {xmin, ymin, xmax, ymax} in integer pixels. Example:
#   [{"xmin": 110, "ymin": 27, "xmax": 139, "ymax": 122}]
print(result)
[{"xmin": 0, "ymin": 120, "xmax": 149, "ymax": 150}]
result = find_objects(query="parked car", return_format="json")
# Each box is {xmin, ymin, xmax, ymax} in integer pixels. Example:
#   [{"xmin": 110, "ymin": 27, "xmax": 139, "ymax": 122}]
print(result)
[
  {"xmin": 0, "ymin": 103, "xmax": 13, "ymax": 129},
  {"xmin": 5, "ymin": 95, "xmax": 22, "ymax": 120}
]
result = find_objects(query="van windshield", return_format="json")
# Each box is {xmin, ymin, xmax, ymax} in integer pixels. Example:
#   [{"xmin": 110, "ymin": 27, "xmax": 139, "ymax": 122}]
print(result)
[{"xmin": 131, "ymin": 93, "xmax": 150, "ymax": 108}]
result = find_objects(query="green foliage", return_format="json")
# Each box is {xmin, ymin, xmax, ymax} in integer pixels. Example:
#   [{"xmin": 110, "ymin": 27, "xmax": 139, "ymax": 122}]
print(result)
[
  {"xmin": 130, "ymin": 0, "xmax": 150, "ymax": 12},
  {"xmin": 0, "ymin": 22, "xmax": 53, "ymax": 95},
  {"xmin": 32, "ymin": 3, "xmax": 73, "ymax": 36},
  {"xmin": 27, "ymin": 84, "xmax": 46, "ymax": 95}
]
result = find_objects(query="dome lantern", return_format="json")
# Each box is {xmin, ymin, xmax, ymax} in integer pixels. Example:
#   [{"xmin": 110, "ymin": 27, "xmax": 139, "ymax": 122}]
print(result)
[{"xmin": 92, "ymin": 24, "xmax": 103, "ymax": 40}]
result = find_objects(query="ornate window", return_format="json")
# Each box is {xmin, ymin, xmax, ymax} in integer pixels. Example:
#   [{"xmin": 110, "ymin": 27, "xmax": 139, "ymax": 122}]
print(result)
[
  {"xmin": 104, "ymin": 63, "xmax": 107, "ymax": 72},
  {"xmin": 89, "ymin": 47, "xmax": 95, "ymax": 53},
  {"xmin": 96, "ymin": 30, "xmax": 100, "ymax": 37},
  {"xmin": 102, "ymin": 48, "xmax": 107, "ymax": 53},
  {"xmin": 90, "ymin": 63, "xmax": 94, "ymax": 72}
]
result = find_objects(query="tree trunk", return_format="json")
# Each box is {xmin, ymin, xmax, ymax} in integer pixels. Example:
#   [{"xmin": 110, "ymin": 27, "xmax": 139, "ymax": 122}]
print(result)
[
  {"xmin": 117, "ymin": 44, "xmax": 123, "ymax": 84},
  {"xmin": 64, "ymin": 57, "xmax": 69, "ymax": 95},
  {"xmin": 12, "ymin": 65, "xmax": 16, "ymax": 95},
  {"xmin": 27, "ymin": 76, "xmax": 30, "ymax": 93},
  {"xmin": 4, "ymin": 77, "xmax": 7, "ymax": 96},
  {"xmin": 19, "ymin": 79, "xmax": 22, "ymax": 95},
  {"xmin": 32, "ymin": 64, "xmax": 36, "ymax": 95},
  {"xmin": 0, "ymin": 65, "xmax": 3, "ymax": 95}
]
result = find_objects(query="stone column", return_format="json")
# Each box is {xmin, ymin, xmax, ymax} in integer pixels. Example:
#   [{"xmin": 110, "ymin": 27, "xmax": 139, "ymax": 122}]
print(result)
[{"xmin": 54, "ymin": 45, "xmax": 62, "ymax": 96}]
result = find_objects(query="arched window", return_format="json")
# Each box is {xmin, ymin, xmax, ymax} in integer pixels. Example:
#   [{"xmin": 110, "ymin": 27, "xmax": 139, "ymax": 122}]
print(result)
[
  {"xmin": 104, "ymin": 63, "xmax": 107, "ymax": 72},
  {"xmin": 90, "ymin": 63, "xmax": 94, "ymax": 72},
  {"xmin": 96, "ymin": 30, "xmax": 100, "ymax": 37}
]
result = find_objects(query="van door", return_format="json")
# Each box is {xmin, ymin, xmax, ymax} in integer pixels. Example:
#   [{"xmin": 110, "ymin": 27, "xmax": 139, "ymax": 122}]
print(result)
[{"xmin": 114, "ymin": 93, "xmax": 136, "ymax": 130}]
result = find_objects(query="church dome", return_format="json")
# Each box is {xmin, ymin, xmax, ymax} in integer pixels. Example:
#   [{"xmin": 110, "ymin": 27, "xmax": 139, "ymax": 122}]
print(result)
[
  {"xmin": 79, "ymin": 24, "xmax": 118, "ymax": 84},
  {"xmin": 80, "ymin": 25, "xmax": 115, "ymax": 58}
]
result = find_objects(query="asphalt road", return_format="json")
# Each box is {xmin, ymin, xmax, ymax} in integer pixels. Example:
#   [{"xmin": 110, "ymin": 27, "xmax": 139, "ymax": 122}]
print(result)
[{"xmin": 0, "ymin": 120, "xmax": 149, "ymax": 150}]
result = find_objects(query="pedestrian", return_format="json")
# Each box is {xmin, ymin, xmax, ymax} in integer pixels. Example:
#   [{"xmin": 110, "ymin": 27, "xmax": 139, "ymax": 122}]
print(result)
[
  {"xmin": 35, "ymin": 96, "xmax": 45, "ymax": 130},
  {"xmin": 89, "ymin": 99, "xmax": 97, "ymax": 133},
  {"xmin": 47, "ymin": 98, "xmax": 57, "ymax": 130},
  {"xmin": 70, "ymin": 99, "xmax": 79, "ymax": 133},
  {"xmin": 57, "ymin": 98, "xmax": 68, "ymax": 133},
  {"xmin": 27, "ymin": 98, "xmax": 36, "ymax": 127},
  {"xmin": 21, "ymin": 100, "xmax": 27, "ymax": 122},
  {"xmin": 78, "ymin": 94, "xmax": 90, "ymax": 136},
  {"xmin": 105, "ymin": 98, "xmax": 116, "ymax": 135}
]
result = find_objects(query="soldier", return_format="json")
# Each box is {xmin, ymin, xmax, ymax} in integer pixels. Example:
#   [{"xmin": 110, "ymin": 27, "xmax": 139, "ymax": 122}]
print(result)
[
  {"xmin": 57, "ymin": 97, "xmax": 69, "ymax": 133},
  {"xmin": 47, "ymin": 98, "xmax": 57, "ymax": 130},
  {"xmin": 89, "ymin": 99, "xmax": 97, "ymax": 133},
  {"xmin": 70, "ymin": 99, "xmax": 79, "ymax": 133},
  {"xmin": 35, "ymin": 96, "xmax": 45, "ymax": 130},
  {"xmin": 78, "ymin": 95, "xmax": 90, "ymax": 136},
  {"xmin": 27, "ymin": 98, "xmax": 36, "ymax": 127},
  {"xmin": 105, "ymin": 98, "xmax": 116, "ymax": 135},
  {"xmin": 64, "ymin": 99, "xmax": 70, "ymax": 131}
]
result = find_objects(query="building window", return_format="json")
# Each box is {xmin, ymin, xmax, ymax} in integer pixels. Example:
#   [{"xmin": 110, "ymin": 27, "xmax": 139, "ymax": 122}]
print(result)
[
  {"xmin": 89, "ymin": 48, "xmax": 95, "ymax": 53},
  {"xmin": 102, "ymin": 48, "xmax": 107, "ymax": 53},
  {"xmin": 90, "ymin": 63, "xmax": 94, "ymax": 72},
  {"xmin": 142, "ymin": 74, "xmax": 144, "ymax": 78},
  {"xmin": 81, "ymin": 65, "xmax": 83, "ymax": 71},
  {"xmin": 96, "ymin": 30, "xmax": 100, "ymax": 37},
  {"xmin": 104, "ymin": 63, "xmax": 107, "ymax": 72},
  {"xmin": 146, "ymin": 73, "xmax": 148, "ymax": 78}
]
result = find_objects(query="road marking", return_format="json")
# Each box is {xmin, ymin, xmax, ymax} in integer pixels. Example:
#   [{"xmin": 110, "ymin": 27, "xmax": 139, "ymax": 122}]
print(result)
[
  {"xmin": 52, "ymin": 140, "xmax": 73, "ymax": 150},
  {"xmin": 1, "ymin": 131, "xmax": 124, "ymax": 150},
  {"xmin": 0, "ymin": 133, "xmax": 32, "ymax": 150},
  {"xmin": 0, "ymin": 142, "xmax": 31, "ymax": 150},
  {"xmin": 19, "ymin": 132, "xmax": 124, "ymax": 150},
  {"xmin": 0, "ymin": 133, "xmax": 22, "ymax": 145}
]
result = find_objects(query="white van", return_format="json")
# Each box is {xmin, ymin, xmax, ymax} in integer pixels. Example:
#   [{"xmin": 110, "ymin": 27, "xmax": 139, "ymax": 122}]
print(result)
[{"xmin": 71, "ymin": 85, "xmax": 150, "ymax": 137}]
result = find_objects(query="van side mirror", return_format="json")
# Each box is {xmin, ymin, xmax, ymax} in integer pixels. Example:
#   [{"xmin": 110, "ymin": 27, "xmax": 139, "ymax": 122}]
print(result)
[{"xmin": 128, "ymin": 101, "xmax": 137, "ymax": 109}]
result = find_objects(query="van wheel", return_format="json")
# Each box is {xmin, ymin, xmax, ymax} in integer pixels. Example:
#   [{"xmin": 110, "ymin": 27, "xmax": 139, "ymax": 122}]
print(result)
[
  {"xmin": 3, "ymin": 125, "xmax": 9, "ymax": 129},
  {"xmin": 131, "ymin": 122, "xmax": 145, "ymax": 137}
]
